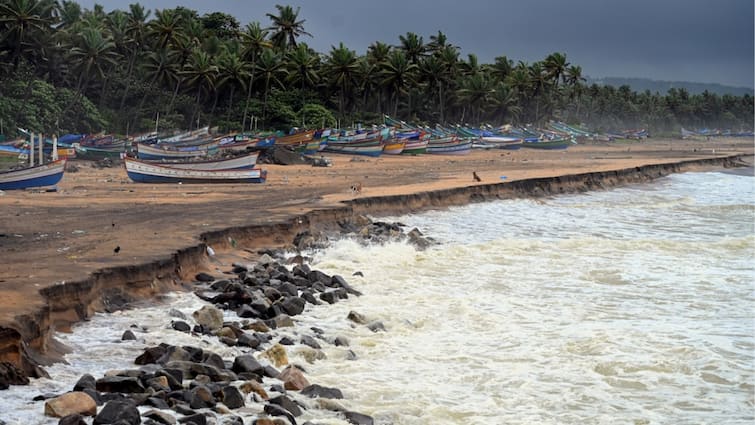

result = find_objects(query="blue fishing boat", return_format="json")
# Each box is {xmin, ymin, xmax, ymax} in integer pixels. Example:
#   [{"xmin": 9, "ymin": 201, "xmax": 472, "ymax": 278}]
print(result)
[{"xmin": 0, "ymin": 159, "xmax": 66, "ymax": 190}]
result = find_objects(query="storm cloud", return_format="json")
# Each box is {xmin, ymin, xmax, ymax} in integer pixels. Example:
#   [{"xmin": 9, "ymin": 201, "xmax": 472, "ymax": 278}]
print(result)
[{"xmin": 80, "ymin": 0, "xmax": 754, "ymax": 88}]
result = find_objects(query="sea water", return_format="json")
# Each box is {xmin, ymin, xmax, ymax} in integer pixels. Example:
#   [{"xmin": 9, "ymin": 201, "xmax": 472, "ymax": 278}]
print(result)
[{"xmin": 1, "ymin": 170, "xmax": 753, "ymax": 425}]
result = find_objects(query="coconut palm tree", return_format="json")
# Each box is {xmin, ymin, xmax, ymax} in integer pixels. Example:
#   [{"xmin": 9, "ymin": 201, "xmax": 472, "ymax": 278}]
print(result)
[
  {"xmin": 398, "ymin": 31, "xmax": 426, "ymax": 65},
  {"xmin": 325, "ymin": 42, "xmax": 359, "ymax": 120},
  {"xmin": 491, "ymin": 82, "xmax": 520, "ymax": 124},
  {"xmin": 240, "ymin": 21, "xmax": 271, "ymax": 131},
  {"xmin": 419, "ymin": 55, "xmax": 448, "ymax": 123},
  {"xmin": 286, "ymin": 42, "xmax": 320, "ymax": 125},
  {"xmin": 216, "ymin": 49, "xmax": 249, "ymax": 126},
  {"xmin": 380, "ymin": 50, "xmax": 417, "ymax": 117},
  {"xmin": 117, "ymin": 3, "xmax": 150, "ymax": 117},
  {"xmin": 544, "ymin": 52, "xmax": 569, "ymax": 89},
  {"xmin": 0, "ymin": 0, "xmax": 57, "ymax": 66},
  {"xmin": 181, "ymin": 49, "xmax": 218, "ymax": 129},
  {"xmin": 266, "ymin": 4, "xmax": 311, "ymax": 52},
  {"xmin": 148, "ymin": 8, "xmax": 182, "ymax": 49},
  {"xmin": 457, "ymin": 72, "xmax": 494, "ymax": 124},
  {"xmin": 255, "ymin": 48, "xmax": 287, "ymax": 128}
]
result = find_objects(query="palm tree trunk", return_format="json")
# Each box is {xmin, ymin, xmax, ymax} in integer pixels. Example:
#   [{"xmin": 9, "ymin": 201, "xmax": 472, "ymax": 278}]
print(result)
[
  {"xmin": 167, "ymin": 78, "xmax": 182, "ymax": 115},
  {"xmin": 191, "ymin": 84, "xmax": 202, "ymax": 130},
  {"xmin": 242, "ymin": 56, "xmax": 257, "ymax": 132},
  {"xmin": 118, "ymin": 52, "xmax": 138, "ymax": 117},
  {"xmin": 439, "ymin": 83, "xmax": 444, "ymax": 123},
  {"xmin": 262, "ymin": 77, "xmax": 270, "ymax": 129},
  {"xmin": 225, "ymin": 85, "xmax": 236, "ymax": 126}
]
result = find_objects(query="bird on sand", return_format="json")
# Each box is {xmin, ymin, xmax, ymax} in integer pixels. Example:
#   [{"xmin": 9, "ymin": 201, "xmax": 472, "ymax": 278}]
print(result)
[
  {"xmin": 114, "ymin": 245, "xmax": 121, "ymax": 254},
  {"xmin": 473, "ymin": 171, "xmax": 481, "ymax": 182}
]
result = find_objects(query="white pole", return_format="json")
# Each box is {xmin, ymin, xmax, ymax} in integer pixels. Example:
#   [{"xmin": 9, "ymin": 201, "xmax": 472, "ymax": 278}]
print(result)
[
  {"xmin": 29, "ymin": 132, "xmax": 34, "ymax": 166},
  {"xmin": 52, "ymin": 135, "xmax": 58, "ymax": 161},
  {"xmin": 38, "ymin": 133, "xmax": 44, "ymax": 165}
]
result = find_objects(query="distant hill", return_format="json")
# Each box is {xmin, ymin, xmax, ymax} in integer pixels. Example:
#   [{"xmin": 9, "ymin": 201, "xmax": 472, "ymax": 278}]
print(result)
[{"xmin": 586, "ymin": 77, "xmax": 754, "ymax": 96}]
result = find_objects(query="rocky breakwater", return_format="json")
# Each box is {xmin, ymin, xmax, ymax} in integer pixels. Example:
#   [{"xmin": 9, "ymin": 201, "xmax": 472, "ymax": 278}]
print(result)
[{"xmin": 27, "ymin": 240, "xmax": 420, "ymax": 425}]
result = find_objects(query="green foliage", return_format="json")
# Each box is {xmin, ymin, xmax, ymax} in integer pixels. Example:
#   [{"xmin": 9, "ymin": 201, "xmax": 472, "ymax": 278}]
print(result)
[
  {"xmin": 0, "ymin": 1, "xmax": 750, "ymax": 135},
  {"xmin": 300, "ymin": 103, "xmax": 336, "ymax": 128}
]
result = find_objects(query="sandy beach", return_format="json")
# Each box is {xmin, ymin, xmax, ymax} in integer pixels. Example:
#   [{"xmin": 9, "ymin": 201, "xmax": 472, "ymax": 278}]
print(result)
[{"xmin": 0, "ymin": 137, "xmax": 752, "ymax": 369}]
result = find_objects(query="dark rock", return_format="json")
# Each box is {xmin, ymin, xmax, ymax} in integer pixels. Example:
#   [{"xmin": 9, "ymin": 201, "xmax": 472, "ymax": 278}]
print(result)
[
  {"xmin": 59, "ymin": 413, "xmax": 87, "ymax": 425},
  {"xmin": 300, "ymin": 290, "xmax": 320, "ymax": 305},
  {"xmin": 367, "ymin": 321, "xmax": 386, "ymax": 332},
  {"xmin": 73, "ymin": 374, "xmax": 96, "ymax": 391},
  {"xmin": 236, "ymin": 304, "xmax": 260, "ymax": 319},
  {"xmin": 331, "ymin": 275, "xmax": 362, "ymax": 296},
  {"xmin": 178, "ymin": 413, "xmax": 206, "ymax": 425},
  {"xmin": 82, "ymin": 388, "xmax": 102, "ymax": 405},
  {"xmin": 237, "ymin": 332, "xmax": 260, "ymax": 349},
  {"xmin": 93, "ymin": 400, "xmax": 140, "ymax": 425},
  {"xmin": 301, "ymin": 384, "xmax": 344, "ymax": 399},
  {"xmin": 171, "ymin": 321, "xmax": 191, "ymax": 333},
  {"xmin": 300, "ymin": 335, "xmax": 321, "ymax": 350},
  {"xmin": 347, "ymin": 311, "xmax": 367, "ymax": 325},
  {"xmin": 269, "ymin": 394, "xmax": 303, "ymax": 417},
  {"xmin": 95, "ymin": 376, "xmax": 145, "ymax": 394},
  {"xmin": 144, "ymin": 397, "xmax": 170, "ymax": 409},
  {"xmin": 279, "ymin": 296, "xmax": 306, "ymax": 316},
  {"xmin": 345, "ymin": 350, "xmax": 358, "ymax": 361},
  {"xmin": 121, "ymin": 330, "xmax": 137, "ymax": 341},
  {"xmin": 0, "ymin": 361, "xmax": 29, "ymax": 386},
  {"xmin": 352, "ymin": 271, "xmax": 364, "ymax": 277},
  {"xmin": 262, "ymin": 365, "xmax": 280, "ymax": 379},
  {"xmin": 195, "ymin": 272, "xmax": 215, "ymax": 282},
  {"xmin": 202, "ymin": 352, "xmax": 226, "ymax": 371},
  {"xmin": 232, "ymin": 355, "xmax": 264, "ymax": 375},
  {"xmin": 188, "ymin": 385, "xmax": 215, "ymax": 409},
  {"xmin": 171, "ymin": 403, "xmax": 195, "ymax": 416},
  {"xmin": 292, "ymin": 264, "xmax": 311, "ymax": 278},
  {"xmin": 156, "ymin": 369, "xmax": 183, "ymax": 389},
  {"xmin": 135, "ymin": 346, "xmax": 167, "ymax": 365},
  {"xmin": 33, "ymin": 392, "xmax": 59, "ymax": 401},
  {"xmin": 279, "ymin": 336, "xmax": 294, "ymax": 345},
  {"xmin": 168, "ymin": 308, "xmax": 188, "ymax": 320},
  {"xmin": 142, "ymin": 410, "xmax": 176, "ymax": 425},
  {"xmin": 334, "ymin": 336, "xmax": 349, "ymax": 347},
  {"xmin": 219, "ymin": 337, "xmax": 237, "ymax": 347},
  {"xmin": 221, "ymin": 416, "xmax": 243, "ymax": 425},
  {"xmin": 343, "ymin": 411, "xmax": 374, "ymax": 425},
  {"xmin": 277, "ymin": 282, "xmax": 299, "ymax": 297},
  {"xmin": 220, "ymin": 385, "xmax": 245, "ymax": 409},
  {"xmin": 320, "ymin": 289, "xmax": 347, "ymax": 304},
  {"xmin": 264, "ymin": 403, "xmax": 297, "ymax": 424},
  {"xmin": 307, "ymin": 270, "xmax": 331, "ymax": 285}
]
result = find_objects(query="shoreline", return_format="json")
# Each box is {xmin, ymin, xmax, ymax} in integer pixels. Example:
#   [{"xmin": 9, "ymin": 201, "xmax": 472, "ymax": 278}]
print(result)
[{"xmin": 0, "ymin": 139, "xmax": 752, "ymax": 380}]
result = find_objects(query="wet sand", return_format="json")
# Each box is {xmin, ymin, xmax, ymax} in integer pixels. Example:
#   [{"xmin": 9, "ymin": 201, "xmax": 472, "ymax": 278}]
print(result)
[{"xmin": 0, "ymin": 137, "xmax": 752, "ymax": 330}]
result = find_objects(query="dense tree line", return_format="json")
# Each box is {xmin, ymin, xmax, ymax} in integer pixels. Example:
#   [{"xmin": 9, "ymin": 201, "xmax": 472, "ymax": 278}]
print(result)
[{"xmin": 0, "ymin": 0, "xmax": 752, "ymax": 136}]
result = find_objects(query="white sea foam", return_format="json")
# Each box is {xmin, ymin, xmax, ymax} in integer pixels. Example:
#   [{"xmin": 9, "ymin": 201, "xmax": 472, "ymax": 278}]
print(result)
[{"xmin": 1, "ymin": 170, "xmax": 753, "ymax": 425}]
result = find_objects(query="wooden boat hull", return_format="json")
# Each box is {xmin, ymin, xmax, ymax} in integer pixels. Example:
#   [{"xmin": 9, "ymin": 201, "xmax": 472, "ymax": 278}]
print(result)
[
  {"xmin": 74, "ymin": 145, "xmax": 125, "ymax": 160},
  {"xmin": 402, "ymin": 139, "xmax": 428, "ymax": 155},
  {"xmin": 144, "ymin": 152, "xmax": 259, "ymax": 171},
  {"xmin": 0, "ymin": 159, "xmax": 66, "ymax": 190},
  {"xmin": 427, "ymin": 137, "xmax": 472, "ymax": 155},
  {"xmin": 382, "ymin": 140, "xmax": 406, "ymax": 155},
  {"xmin": 521, "ymin": 139, "xmax": 572, "ymax": 150},
  {"xmin": 124, "ymin": 158, "xmax": 266, "ymax": 184},
  {"xmin": 136, "ymin": 142, "xmax": 211, "ymax": 160}
]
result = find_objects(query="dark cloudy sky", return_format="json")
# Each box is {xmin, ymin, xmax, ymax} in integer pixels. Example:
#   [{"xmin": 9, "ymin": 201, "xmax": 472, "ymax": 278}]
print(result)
[{"xmin": 79, "ymin": 0, "xmax": 754, "ymax": 88}]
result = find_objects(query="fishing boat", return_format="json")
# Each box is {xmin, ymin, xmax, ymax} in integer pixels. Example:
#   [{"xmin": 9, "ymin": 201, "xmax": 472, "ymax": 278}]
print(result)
[
  {"xmin": 0, "ymin": 159, "xmax": 66, "ymax": 190},
  {"xmin": 274, "ymin": 129, "xmax": 317, "ymax": 149},
  {"xmin": 74, "ymin": 145, "xmax": 126, "ymax": 160},
  {"xmin": 427, "ymin": 136, "xmax": 472, "ymax": 155},
  {"xmin": 145, "ymin": 152, "xmax": 259, "ymax": 171},
  {"xmin": 382, "ymin": 139, "xmax": 406, "ymax": 155},
  {"xmin": 124, "ymin": 157, "xmax": 266, "ymax": 184},
  {"xmin": 135, "ymin": 142, "xmax": 212, "ymax": 160},
  {"xmin": 479, "ymin": 136, "xmax": 523, "ymax": 150},
  {"xmin": 323, "ymin": 137, "xmax": 384, "ymax": 157},
  {"xmin": 521, "ymin": 138, "xmax": 573, "ymax": 150}
]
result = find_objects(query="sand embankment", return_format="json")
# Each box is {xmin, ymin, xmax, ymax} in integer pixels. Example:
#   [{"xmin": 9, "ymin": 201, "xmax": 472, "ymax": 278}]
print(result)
[{"xmin": 0, "ymin": 137, "xmax": 751, "ymax": 377}]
